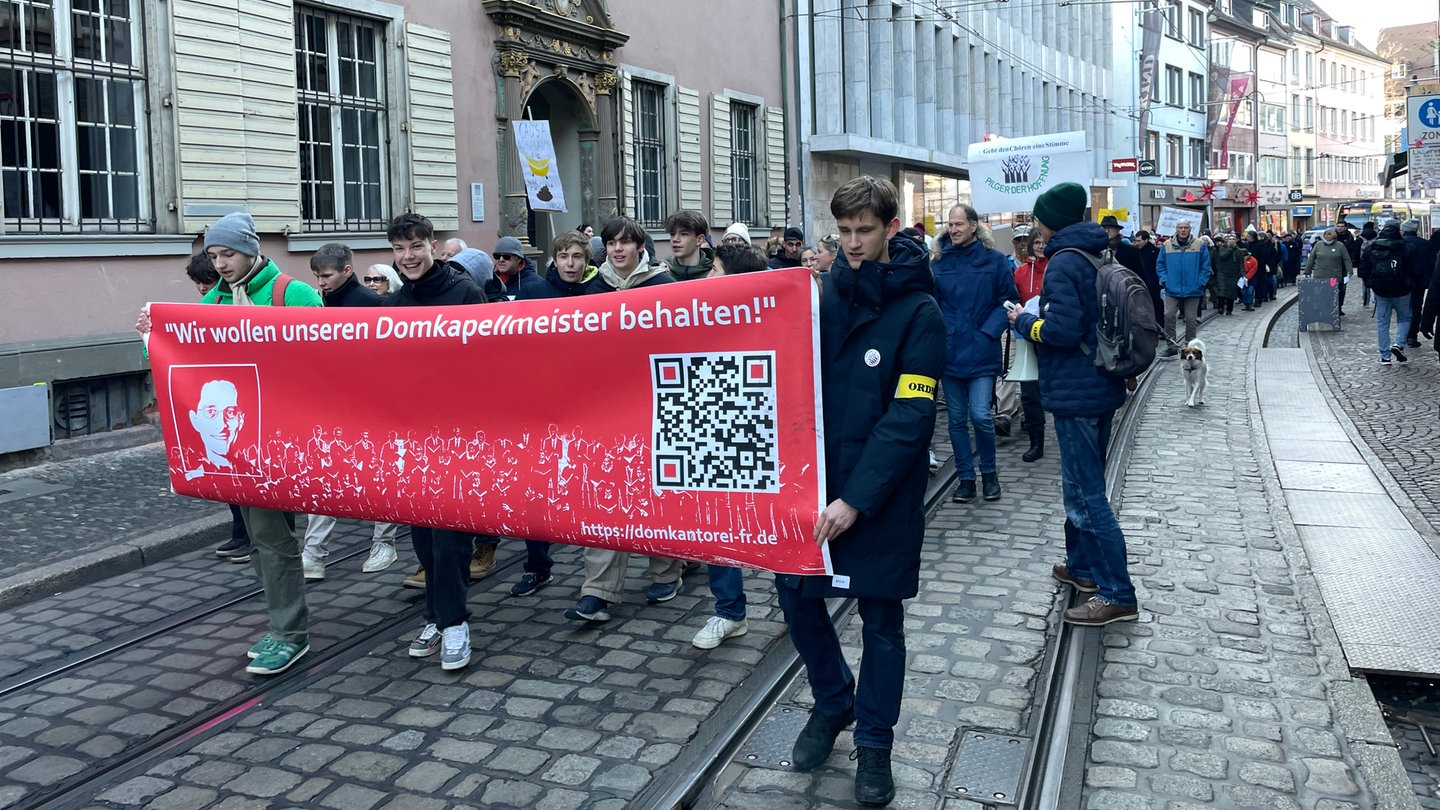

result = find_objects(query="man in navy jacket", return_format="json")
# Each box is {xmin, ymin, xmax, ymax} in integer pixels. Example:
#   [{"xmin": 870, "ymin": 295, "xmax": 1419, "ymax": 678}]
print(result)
[{"xmin": 1010, "ymin": 182, "xmax": 1139, "ymax": 627}]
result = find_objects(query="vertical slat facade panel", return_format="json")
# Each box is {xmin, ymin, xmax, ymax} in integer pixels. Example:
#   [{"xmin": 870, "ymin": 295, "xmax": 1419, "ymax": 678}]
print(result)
[
  {"xmin": 619, "ymin": 73, "xmax": 635, "ymax": 218},
  {"xmin": 172, "ymin": 0, "xmax": 299, "ymax": 232},
  {"xmin": 710, "ymin": 94, "xmax": 732, "ymax": 226},
  {"xmin": 404, "ymin": 22, "xmax": 458, "ymax": 230},
  {"xmin": 764, "ymin": 105, "xmax": 786, "ymax": 227},
  {"xmin": 676, "ymin": 86, "xmax": 702, "ymax": 212}
]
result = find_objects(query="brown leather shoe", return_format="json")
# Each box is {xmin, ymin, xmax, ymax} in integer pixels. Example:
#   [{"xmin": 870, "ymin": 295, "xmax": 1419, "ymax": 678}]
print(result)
[
  {"xmin": 1063, "ymin": 596, "xmax": 1138, "ymax": 626},
  {"xmin": 470, "ymin": 544, "xmax": 497, "ymax": 581},
  {"xmin": 1051, "ymin": 564, "xmax": 1098, "ymax": 593},
  {"xmin": 401, "ymin": 566, "xmax": 426, "ymax": 589}
]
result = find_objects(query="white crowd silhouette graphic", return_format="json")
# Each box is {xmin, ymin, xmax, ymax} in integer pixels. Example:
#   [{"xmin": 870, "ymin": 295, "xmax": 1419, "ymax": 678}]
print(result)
[{"xmin": 171, "ymin": 421, "xmax": 810, "ymax": 560}]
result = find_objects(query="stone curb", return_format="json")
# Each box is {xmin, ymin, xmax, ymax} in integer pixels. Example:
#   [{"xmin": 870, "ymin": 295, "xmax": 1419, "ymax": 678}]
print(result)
[{"xmin": 0, "ymin": 512, "xmax": 229, "ymax": 612}]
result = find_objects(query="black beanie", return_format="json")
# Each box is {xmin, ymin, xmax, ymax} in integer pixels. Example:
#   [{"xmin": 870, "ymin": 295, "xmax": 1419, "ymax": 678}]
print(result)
[{"xmin": 1033, "ymin": 182, "xmax": 1087, "ymax": 232}]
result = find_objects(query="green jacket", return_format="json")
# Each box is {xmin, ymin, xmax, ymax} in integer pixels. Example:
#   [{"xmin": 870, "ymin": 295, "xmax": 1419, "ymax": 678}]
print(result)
[{"xmin": 201, "ymin": 258, "xmax": 323, "ymax": 307}]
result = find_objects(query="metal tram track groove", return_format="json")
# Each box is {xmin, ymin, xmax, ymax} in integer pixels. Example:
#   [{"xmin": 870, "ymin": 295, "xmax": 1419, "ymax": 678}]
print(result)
[
  {"xmin": 16, "ymin": 548, "xmax": 534, "ymax": 810},
  {"xmin": 0, "ymin": 543, "xmax": 376, "ymax": 700}
]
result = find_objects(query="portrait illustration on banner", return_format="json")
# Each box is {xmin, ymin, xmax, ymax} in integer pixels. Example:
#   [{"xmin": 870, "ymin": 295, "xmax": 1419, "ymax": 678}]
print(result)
[{"xmin": 169, "ymin": 364, "xmax": 264, "ymax": 480}]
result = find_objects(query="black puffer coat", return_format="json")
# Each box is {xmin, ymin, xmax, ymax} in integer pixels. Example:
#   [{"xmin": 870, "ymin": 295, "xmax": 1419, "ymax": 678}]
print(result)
[
  {"xmin": 385, "ymin": 261, "xmax": 487, "ymax": 307},
  {"xmin": 783, "ymin": 235, "xmax": 945, "ymax": 600},
  {"xmin": 322, "ymin": 273, "xmax": 384, "ymax": 308},
  {"xmin": 1210, "ymin": 242, "xmax": 1249, "ymax": 297}
]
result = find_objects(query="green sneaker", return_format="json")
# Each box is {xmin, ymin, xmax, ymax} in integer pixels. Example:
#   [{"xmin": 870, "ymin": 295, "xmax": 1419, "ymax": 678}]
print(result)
[
  {"xmin": 245, "ymin": 639, "xmax": 309, "ymax": 675},
  {"xmin": 246, "ymin": 633, "xmax": 277, "ymax": 659}
]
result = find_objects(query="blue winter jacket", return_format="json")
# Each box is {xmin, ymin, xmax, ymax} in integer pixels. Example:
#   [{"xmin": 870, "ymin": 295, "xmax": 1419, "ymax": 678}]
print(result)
[
  {"xmin": 931, "ymin": 237, "xmax": 1019, "ymax": 378},
  {"xmin": 1012, "ymin": 222, "xmax": 1127, "ymax": 419},
  {"xmin": 1156, "ymin": 235, "xmax": 1212, "ymax": 298}
]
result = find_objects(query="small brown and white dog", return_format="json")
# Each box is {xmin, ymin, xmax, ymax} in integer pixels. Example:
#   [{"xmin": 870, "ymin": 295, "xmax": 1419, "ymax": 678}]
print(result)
[{"xmin": 1179, "ymin": 338, "xmax": 1207, "ymax": 408}]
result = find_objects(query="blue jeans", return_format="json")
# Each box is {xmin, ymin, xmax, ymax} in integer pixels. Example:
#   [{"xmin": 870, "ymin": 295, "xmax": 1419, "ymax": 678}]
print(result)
[
  {"xmin": 524, "ymin": 540, "xmax": 553, "ymax": 575},
  {"xmin": 707, "ymin": 565, "xmax": 746, "ymax": 620},
  {"xmin": 1375, "ymin": 294, "xmax": 1412, "ymax": 359},
  {"xmin": 942, "ymin": 375, "xmax": 997, "ymax": 480},
  {"xmin": 1053, "ymin": 414, "xmax": 1136, "ymax": 607},
  {"xmin": 776, "ymin": 576, "xmax": 905, "ymax": 749}
]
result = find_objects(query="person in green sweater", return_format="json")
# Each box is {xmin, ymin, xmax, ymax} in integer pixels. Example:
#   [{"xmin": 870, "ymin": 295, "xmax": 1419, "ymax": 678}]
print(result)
[{"xmin": 139, "ymin": 212, "xmax": 322, "ymax": 675}]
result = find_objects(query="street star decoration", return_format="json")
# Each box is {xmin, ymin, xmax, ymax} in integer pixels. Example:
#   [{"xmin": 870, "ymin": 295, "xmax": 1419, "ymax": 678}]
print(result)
[{"xmin": 145, "ymin": 269, "xmax": 831, "ymax": 576}]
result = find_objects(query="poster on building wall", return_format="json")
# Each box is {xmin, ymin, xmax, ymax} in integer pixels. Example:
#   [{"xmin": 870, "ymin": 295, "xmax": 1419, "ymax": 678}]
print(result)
[
  {"xmin": 967, "ymin": 131, "xmax": 1090, "ymax": 215},
  {"xmin": 1155, "ymin": 206, "xmax": 1201, "ymax": 237},
  {"xmin": 144, "ymin": 269, "xmax": 831, "ymax": 576},
  {"xmin": 513, "ymin": 120, "xmax": 568, "ymax": 213}
]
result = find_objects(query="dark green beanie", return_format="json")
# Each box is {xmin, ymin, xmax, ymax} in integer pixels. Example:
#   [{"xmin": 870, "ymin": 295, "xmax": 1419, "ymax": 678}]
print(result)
[{"xmin": 1033, "ymin": 182, "xmax": 1087, "ymax": 232}]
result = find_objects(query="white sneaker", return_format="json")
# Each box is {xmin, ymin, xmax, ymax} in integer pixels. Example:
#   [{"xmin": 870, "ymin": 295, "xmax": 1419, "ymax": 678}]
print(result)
[
  {"xmin": 362, "ymin": 543, "xmax": 398, "ymax": 573},
  {"xmin": 301, "ymin": 554, "xmax": 325, "ymax": 581},
  {"xmin": 441, "ymin": 622, "xmax": 471, "ymax": 670},
  {"xmin": 692, "ymin": 615, "xmax": 748, "ymax": 650},
  {"xmin": 929, "ymin": 450, "xmax": 940, "ymax": 472}
]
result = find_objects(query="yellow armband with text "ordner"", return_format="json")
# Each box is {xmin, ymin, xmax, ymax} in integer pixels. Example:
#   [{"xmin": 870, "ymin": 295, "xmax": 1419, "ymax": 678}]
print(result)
[
  {"xmin": 1028, "ymin": 319, "xmax": 1044, "ymax": 343},
  {"xmin": 894, "ymin": 374, "xmax": 937, "ymax": 399}
]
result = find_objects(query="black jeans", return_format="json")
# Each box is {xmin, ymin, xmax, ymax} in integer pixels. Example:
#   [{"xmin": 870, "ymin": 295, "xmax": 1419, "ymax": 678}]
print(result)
[
  {"xmin": 1020, "ymin": 380, "xmax": 1045, "ymax": 439},
  {"xmin": 411, "ymin": 526, "xmax": 473, "ymax": 629}
]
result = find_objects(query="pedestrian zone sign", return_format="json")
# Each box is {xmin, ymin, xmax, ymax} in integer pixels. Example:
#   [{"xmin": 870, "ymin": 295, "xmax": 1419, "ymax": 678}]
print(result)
[{"xmin": 1407, "ymin": 94, "xmax": 1440, "ymax": 148}]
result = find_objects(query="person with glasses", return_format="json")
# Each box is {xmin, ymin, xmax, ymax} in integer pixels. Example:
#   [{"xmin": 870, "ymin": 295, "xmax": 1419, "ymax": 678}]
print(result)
[{"xmin": 362, "ymin": 265, "xmax": 403, "ymax": 297}]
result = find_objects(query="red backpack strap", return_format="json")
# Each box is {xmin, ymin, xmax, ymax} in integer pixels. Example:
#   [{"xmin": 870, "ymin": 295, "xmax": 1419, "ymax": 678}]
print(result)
[{"xmin": 271, "ymin": 273, "xmax": 292, "ymax": 306}]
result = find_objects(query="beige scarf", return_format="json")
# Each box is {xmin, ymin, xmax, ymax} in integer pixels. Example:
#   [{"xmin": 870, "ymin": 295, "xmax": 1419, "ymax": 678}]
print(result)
[{"xmin": 228, "ymin": 256, "xmax": 265, "ymax": 306}]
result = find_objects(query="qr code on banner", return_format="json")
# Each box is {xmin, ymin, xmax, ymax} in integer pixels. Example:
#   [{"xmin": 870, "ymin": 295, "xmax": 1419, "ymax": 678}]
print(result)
[{"xmin": 651, "ymin": 352, "xmax": 779, "ymax": 492}]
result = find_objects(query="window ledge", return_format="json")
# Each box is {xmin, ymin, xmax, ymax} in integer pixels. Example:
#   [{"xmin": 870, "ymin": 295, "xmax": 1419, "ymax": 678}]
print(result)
[
  {"xmin": 0, "ymin": 234, "xmax": 196, "ymax": 259},
  {"xmin": 286, "ymin": 232, "xmax": 392, "ymax": 252}
]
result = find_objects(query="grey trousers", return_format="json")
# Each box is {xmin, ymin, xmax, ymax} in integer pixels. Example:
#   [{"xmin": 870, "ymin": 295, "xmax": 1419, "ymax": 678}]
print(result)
[
  {"xmin": 302, "ymin": 513, "xmax": 398, "ymax": 559},
  {"xmin": 1164, "ymin": 295, "xmax": 1201, "ymax": 344},
  {"xmin": 238, "ymin": 506, "xmax": 309, "ymax": 645},
  {"xmin": 580, "ymin": 547, "xmax": 684, "ymax": 602}
]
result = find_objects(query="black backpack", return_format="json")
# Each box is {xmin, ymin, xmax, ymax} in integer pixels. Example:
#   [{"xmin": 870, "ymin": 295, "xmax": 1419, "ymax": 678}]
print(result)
[
  {"xmin": 1360, "ymin": 245, "xmax": 1406, "ymax": 294},
  {"xmin": 1053, "ymin": 248, "xmax": 1160, "ymax": 379}
]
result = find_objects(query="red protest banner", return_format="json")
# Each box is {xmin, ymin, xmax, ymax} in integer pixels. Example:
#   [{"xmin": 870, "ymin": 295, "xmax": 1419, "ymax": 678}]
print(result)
[{"xmin": 147, "ymin": 268, "xmax": 828, "ymax": 575}]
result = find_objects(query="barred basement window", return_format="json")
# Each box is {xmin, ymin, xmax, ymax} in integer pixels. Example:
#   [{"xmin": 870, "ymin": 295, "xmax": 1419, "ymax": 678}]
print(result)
[
  {"xmin": 296, "ymin": 5, "xmax": 388, "ymax": 232},
  {"xmin": 730, "ymin": 101, "xmax": 757, "ymax": 227},
  {"xmin": 1, "ymin": 0, "xmax": 150, "ymax": 234},
  {"xmin": 632, "ymin": 79, "xmax": 667, "ymax": 228}
]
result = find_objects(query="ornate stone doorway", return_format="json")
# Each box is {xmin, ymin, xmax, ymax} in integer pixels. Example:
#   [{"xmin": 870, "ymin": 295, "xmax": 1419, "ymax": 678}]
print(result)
[{"xmin": 484, "ymin": 0, "xmax": 628, "ymax": 252}]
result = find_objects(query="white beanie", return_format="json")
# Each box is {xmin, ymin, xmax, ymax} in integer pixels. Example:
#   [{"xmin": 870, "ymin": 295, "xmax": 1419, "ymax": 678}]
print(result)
[{"xmin": 724, "ymin": 222, "xmax": 751, "ymax": 242}]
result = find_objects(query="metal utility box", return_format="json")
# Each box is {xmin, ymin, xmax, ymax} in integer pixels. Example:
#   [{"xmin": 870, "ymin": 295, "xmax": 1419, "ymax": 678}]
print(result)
[{"xmin": 0, "ymin": 383, "xmax": 51, "ymax": 454}]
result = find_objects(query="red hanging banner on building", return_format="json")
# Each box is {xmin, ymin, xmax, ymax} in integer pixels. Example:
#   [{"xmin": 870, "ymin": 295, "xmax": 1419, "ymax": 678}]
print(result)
[{"xmin": 146, "ymin": 268, "xmax": 828, "ymax": 575}]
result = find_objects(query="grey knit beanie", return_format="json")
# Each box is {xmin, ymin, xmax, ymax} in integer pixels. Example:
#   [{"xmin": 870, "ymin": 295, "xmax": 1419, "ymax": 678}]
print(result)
[{"xmin": 204, "ymin": 212, "xmax": 260, "ymax": 256}]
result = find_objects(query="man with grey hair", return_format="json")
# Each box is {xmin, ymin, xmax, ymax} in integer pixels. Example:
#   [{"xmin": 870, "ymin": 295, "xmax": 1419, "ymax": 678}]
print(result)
[
  {"xmin": 438, "ymin": 237, "xmax": 468, "ymax": 261},
  {"xmin": 1156, "ymin": 219, "xmax": 1211, "ymax": 356}
]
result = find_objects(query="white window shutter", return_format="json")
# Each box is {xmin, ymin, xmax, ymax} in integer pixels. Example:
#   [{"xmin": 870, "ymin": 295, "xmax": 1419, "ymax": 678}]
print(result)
[
  {"xmin": 676, "ymin": 86, "xmax": 702, "ymax": 212},
  {"xmin": 404, "ymin": 22, "xmax": 458, "ymax": 230},
  {"xmin": 710, "ymin": 94, "xmax": 732, "ymax": 226},
  {"xmin": 764, "ymin": 105, "xmax": 786, "ymax": 227},
  {"xmin": 171, "ymin": 0, "xmax": 299, "ymax": 232},
  {"xmin": 619, "ymin": 72, "xmax": 636, "ymax": 218}
]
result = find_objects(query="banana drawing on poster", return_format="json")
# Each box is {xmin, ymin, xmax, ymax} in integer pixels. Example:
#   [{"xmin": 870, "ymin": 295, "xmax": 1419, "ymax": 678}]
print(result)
[{"xmin": 513, "ymin": 120, "xmax": 567, "ymax": 213}]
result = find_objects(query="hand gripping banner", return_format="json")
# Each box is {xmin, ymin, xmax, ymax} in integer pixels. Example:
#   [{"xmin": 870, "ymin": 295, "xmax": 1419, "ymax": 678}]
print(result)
[{"xmin": 147, "ymin": 268, "xmax": 828, "ymax": 575}]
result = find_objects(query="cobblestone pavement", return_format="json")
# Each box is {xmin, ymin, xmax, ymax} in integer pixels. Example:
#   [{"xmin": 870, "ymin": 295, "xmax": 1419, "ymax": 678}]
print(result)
[
  {"xmin": 0, "ymin": 444, "xmax": 221, "ymax": 579},
  {"xmin": 0, "ymin": 299, "xmax": 1425, "ymax": 809}
]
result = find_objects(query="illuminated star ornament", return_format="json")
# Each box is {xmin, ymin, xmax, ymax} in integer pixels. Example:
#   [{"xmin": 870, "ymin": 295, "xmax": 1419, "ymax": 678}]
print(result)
[{"xmin": 1242, "ymin": 189, "xmax": 1260, "ymax": 205}]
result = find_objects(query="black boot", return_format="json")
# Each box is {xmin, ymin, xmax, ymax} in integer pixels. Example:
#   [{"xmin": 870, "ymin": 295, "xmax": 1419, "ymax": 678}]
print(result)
[
  {"xmin": 1023, "ymin": 434, "xmax": 1044, "ymax": 463},
  {"xmin": 852, "ymin": 747, "xmax": 896, "ymax": 806},
  {"xmin": 791, "ymin": 707, "xmax": 854, "ymax": 771},
  {"xmin": 982, "ymin": 472, "xmax": 1002, "ymax": 501},
  {"xmin": 952, "ymin": 479, "xmax": 976, "ymax": 503}
]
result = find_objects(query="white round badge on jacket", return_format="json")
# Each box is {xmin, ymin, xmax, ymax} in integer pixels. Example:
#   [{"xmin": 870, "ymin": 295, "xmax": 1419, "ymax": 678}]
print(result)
[{"xmin": 864, "ymin": 349, "xmax": 881, "ymax": 367}]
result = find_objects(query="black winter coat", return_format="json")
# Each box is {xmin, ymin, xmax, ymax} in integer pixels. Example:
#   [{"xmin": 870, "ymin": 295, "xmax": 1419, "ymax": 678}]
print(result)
[
  {"xmin": 1136, "ymin": 242, "xmax": 1163, "ymax": 321},
  {"xmin": 517, "ymin": 261, "xmax": 591, "ymax": 298},
  {"xmin": 1421, "ymin": 255, "xmax": 1440, "ymax": 337},
  {"xmin": 1359, "ymin": 235, "xmax": 1412, "ymax": 298},
  {"xmin": 322, "ymin": 273, "xmax": 384, "ymax": 308},
  {"xmin": 385, "ymin": 262, "xmax": 487, "ymax": 307},
  {"xmin": 784, "ymin": 235, "xmax": 945, "ymax": 600},
  {"xmin": 1402, "ymin": 235, "xmax": 1435, "ymax": 294}
]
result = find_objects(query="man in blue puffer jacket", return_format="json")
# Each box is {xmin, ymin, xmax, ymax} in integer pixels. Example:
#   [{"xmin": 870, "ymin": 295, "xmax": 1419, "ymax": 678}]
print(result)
[
  {"xmin": 1156, "ymin": 219, "xmax": 1212, "ymax": 356},
  {"xmin": 1009, "ymin": 182, "xmax": 1139, "ymax": 627},
  {"xmin": 932, "ymin": 203, "xmax": 1020, "ymax": 503}
]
